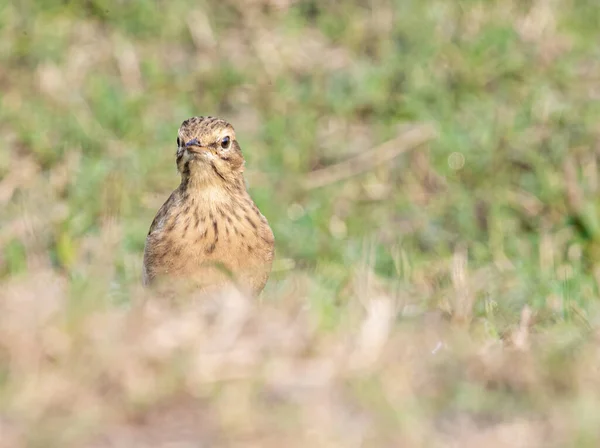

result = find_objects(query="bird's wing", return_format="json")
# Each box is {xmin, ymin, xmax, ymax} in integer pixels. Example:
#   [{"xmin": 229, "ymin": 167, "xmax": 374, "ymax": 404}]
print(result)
[{"xmin": 147, "ymin": 190, "xmax": 179, "ymax": 236}]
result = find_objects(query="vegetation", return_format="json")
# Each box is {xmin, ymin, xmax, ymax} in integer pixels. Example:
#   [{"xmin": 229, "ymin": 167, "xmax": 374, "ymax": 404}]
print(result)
[{"xmin": 1, "ymin": 0, "xmax": 600, "ymax": 446}]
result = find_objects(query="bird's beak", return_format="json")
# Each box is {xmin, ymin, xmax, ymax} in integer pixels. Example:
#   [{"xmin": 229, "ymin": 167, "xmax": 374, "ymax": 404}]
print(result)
[
  {"xmin": 184, "ymin": 139, "xmax": 209, "ymax": 155},
  {"xmin": 186, "ymin": 145, "xmax": 209, "ymax": 154}
]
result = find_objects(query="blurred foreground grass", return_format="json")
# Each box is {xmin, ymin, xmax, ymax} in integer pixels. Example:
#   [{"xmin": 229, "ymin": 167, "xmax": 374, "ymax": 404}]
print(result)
[{"xmin": 2, "ymin": 0, "xmax": 600, "ymax": 446}]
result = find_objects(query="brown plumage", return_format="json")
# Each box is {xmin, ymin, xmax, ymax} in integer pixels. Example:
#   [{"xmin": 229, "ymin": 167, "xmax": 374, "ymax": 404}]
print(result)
[{"xmin": 143, "ymin": 116, "xmax": 274, "ymax": 296}]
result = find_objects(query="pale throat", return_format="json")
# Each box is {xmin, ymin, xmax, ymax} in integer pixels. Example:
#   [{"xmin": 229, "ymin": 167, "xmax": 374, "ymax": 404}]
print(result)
[{"xmin": 181, "ymin": 165, "xmax": 248, "ymax": 207}]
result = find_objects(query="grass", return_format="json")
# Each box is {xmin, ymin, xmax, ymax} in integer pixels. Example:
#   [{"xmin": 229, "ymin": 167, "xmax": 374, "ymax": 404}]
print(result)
[{"xmin": 1, "ymin": 0, "xmax": 600, "ymax": 446}]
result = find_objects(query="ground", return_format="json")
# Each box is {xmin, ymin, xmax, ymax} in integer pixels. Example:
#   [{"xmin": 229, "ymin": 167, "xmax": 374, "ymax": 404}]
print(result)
[{"xmin": 1, "ymin": 0, "xmax": 600, "ymax": 446}]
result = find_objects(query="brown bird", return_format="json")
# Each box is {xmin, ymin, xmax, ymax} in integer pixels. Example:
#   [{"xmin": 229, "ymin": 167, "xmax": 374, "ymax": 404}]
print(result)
[{"xmin": 143, "ymin": 116, "xmax": 274, "ymax": 296}]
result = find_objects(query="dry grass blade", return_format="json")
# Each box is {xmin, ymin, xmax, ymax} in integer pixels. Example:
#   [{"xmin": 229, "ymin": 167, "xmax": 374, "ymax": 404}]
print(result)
[{"xmin": 302, "ymin": 123, "xmax": 437, "ymax": 190}]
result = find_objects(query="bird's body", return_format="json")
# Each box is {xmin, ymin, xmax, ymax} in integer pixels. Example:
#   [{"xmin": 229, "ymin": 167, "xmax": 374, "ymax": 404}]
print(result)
[{"xmin": 143, "ymin": 117, "xmax": 274, "ymax": 296}]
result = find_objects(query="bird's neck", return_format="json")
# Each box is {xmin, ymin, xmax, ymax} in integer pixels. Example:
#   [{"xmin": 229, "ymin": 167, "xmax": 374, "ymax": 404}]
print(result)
[{"xmin": 180, "ymin": 172, "xmax": 250, "ymax": 205}]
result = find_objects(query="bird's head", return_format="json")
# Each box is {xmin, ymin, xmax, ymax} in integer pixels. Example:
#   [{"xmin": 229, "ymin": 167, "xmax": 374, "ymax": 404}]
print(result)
[{"xmin": 176, "ymin": 116, "xmax": 245, "ymax": 187}]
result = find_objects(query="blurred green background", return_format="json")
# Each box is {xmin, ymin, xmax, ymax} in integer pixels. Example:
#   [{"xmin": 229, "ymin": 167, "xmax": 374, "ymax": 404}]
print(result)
[{"xmin": 2, "ymin": 0, "xmax": 600, "ymax": 446}]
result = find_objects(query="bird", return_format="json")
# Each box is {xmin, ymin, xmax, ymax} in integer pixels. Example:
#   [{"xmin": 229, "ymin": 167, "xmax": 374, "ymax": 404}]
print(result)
[{"xmin": 143, "ymin": 116, "xmax": 275, "ymax": 296}]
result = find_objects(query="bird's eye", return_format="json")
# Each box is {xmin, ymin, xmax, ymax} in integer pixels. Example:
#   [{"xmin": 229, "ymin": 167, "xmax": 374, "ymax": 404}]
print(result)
[{"xmin": 220, "ymin": 136, "xmax": 231, "ymax": 149}]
